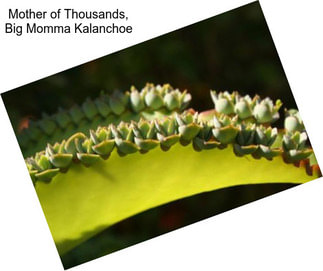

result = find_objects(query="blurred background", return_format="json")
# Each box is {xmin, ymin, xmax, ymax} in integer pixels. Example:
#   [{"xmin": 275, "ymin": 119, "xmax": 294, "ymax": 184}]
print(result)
[
  {"xmin": 2, "ymin": 2, "xmax": 297, "ymax": 130},
  {"xmin": 2, "ymin": 1, "xmax": 300, "ymax": 269}
]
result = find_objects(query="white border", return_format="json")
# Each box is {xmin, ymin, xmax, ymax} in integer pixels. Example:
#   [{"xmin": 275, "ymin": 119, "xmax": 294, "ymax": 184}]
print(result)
[{"xmin": 0, "ymin": 0, "xmax": 322, "ymax": 270}]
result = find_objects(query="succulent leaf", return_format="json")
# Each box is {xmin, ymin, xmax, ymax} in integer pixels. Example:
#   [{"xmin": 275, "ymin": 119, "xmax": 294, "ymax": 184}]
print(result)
[
  {"xmin": 284, "ymin": 109, "xmax": 304, "ymax": 133},
  {"xmin": 20, "ymin": 84, "xmax": 319, "ymax": 258}
]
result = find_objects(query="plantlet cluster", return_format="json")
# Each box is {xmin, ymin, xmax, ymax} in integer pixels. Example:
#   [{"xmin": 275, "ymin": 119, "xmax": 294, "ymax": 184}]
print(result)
[
  {"xmin": 24, "ymin": 85, "xmax": 318, "ymax": 183},
  {"xmin": 210, "ymin": 90, "xmax": 282, "ymax": 123},
  {"xmin": 19, "ymin": 83, "xmax": 320, "ymax": 256},
  {"xmin": 18, "ymin": 83, "xmax": 191, "ymax": 157}
]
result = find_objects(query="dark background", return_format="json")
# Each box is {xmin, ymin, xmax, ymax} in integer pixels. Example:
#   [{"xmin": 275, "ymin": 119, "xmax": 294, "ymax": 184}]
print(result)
[
  {"xmin": 1, "ymin": 2, "xmax": 300, "ymax": 269},
  {"xmin": 2, "ymin": 1, "xmax": 296, "ymax": 132}
]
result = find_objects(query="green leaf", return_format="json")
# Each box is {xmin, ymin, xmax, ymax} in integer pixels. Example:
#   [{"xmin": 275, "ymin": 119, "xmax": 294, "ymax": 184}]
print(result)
[{"xmin": 34, "ymin": 143, "xmax": 318, "ymax": 255}]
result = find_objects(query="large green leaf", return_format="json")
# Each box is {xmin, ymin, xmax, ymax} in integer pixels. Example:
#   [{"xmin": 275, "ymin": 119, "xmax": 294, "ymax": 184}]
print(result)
[{"xmin": 34, "ymin": 143, "xmax": 318, "ymax": 255}]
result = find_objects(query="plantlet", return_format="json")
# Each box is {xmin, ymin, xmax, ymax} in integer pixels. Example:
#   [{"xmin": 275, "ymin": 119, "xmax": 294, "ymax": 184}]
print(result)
[
  {"xmin": 18, "ymin": 83, "xmax": 191, "ymax": 157},
  {"xmin": 20, "ymin": 84, "xmax": 320, "ymax": 256}
]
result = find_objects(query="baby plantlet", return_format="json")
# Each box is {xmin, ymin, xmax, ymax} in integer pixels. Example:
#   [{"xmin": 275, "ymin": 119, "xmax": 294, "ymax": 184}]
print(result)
[
  {"xmin": 284, "ymin": 109, "xmax": 304, "ymax": 133},
  {"xmin": 253, "ymin": 97, "xmax": 282, "ymax": 123},
  {"xmin": 210, "ymin": 90, "xmax": 282, "ymax": 124},
  {"xmin": 210, "ymin": 91, "xmax": 235, "ymax": 115},
  {"xmin": 234, "ymin": 95, "xmax": 254, "ymax": 119},
  {"xmin": 20, "ymin": 84, "xmax": 320, "ymax": 256},
  {"xmin": 211, "ymin": 115, "xmax": 239, "ymax": 145},
  {"xmin": 18, "ymin": 83, "xmax": 191, "ymax": 157},
  {"xmin": 283, "ymin": 131, "xmax": 312, "ymax": 163}
]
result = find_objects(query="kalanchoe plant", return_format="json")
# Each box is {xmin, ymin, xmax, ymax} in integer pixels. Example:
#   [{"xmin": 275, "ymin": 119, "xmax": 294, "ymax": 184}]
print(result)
[
  {"xmin": 46, "ymin": 141, "xmax": 73, "ymax": 170},
  {"xmin": 18, "ymin": 83, "xmax": 192, "ymax": 157},
  {"xmin": 211, "ymin": 115, "xmax": 239, "ymax": 145},
  {"xmin": 19, "ymin": 84, "xmax": 320, "ymax": 257},
  {"xmin": 253, "ymin": 126, "xmax": 281, "ymax": 159},
  {"xmin": 233, "ymin": 123, "xmax": 257, "ymax": 156},
  {"xmin": 210, "ymin": 90, "xmax": 282, "ymax": 124},
  {"xmin": 132, "ymin": 120, "xmax": 159, "ymax": 153},
  {"xmin": 284, "ymin": 108, "xmax": 305, "ymax": 133},
  {"xmin": 111, "ymin": 122, "xmax": 139, "ymax": 156},
  {"xmin": 155, "ymin": 116, "xmax": 180, "ymax": 151},
  {"xmin": 234, "ymin": 95, "xmax": 254, "ymax": 119},
  {"xmin": 89, "ymin": 127, "xmax": 115, "ymax": 159},
  {"xmin": 282, "ymin": 131, "xmax": 312, "ymax": 163},
  {"xmin": 253, "ymin": 97, "xmax": 282, "ymax": 123},
  {"xmin": 210, "ymin": 91, "xmax": 235, "ymax": 115},
  {"xmin": 175, "ymin": 111, "xmax": 201, "ymax": 145}
]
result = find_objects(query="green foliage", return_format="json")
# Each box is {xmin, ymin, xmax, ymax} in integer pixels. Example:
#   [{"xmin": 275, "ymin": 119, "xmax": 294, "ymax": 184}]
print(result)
[
  {"xmin": 210, "ymin": 90, "xmax": 282, "ymax": 123},
  {"xmin": 36, "ymin": 144, "xmax": 318, "ymax": 255},
  {"xmin": 284, "ymin": 109, "xmax": 304, "ymax": 133},
  {"xmin": 18, "ymin": 83, "xmax": 191, "ymax": 157},
  {"xmin": 21, "ymin": 85, "xmax": 320, "ymax": 256}
]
